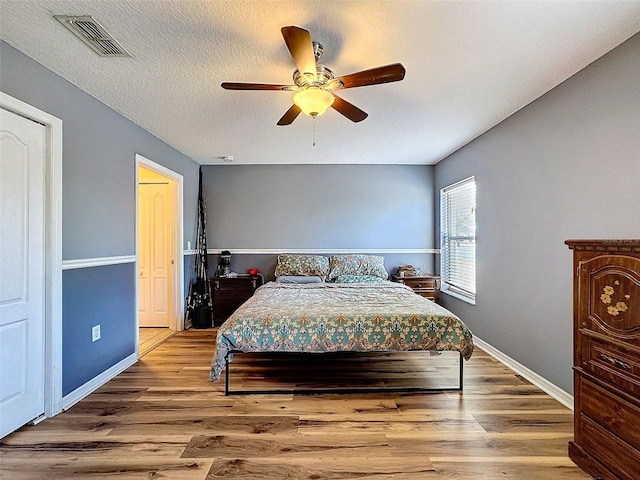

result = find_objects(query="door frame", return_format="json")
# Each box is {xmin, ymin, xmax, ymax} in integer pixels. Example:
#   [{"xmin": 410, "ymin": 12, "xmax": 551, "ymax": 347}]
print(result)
[
  {"xmin": 0, "ymin": 92, "xmax": 63, "ymax": 419},
  {"xmin": 135, "ymin": 154, "xmax": 184, "ymax": 354}
]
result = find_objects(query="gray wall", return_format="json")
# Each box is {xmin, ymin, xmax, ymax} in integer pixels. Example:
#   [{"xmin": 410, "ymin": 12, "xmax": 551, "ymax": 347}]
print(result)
[
  {"xmin": 202, "ymin": 164, "xmax": 436, "ymax": 278},
  {"xmin": 434, "ymin": 33, "xmax": 640, "ymax": 394},
  {"xmin": 1, "ymin": 41, "xmax": 200, "ymax": 394},
  {"xmin": 0, "ymin": 42, "xmax": 200, "ymax": 260},
  {"xmin": 62, "ymin": 264, "xmax": 135, "ymax": 395}
]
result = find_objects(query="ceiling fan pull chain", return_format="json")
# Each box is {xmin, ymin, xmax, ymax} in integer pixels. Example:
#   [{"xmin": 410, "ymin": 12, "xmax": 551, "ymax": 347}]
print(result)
[{"xmin": 313, "ymin": 117, "xmax": 316, "ymax": 147}]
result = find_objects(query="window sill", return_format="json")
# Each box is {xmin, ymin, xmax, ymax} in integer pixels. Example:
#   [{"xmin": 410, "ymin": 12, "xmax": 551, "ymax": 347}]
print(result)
[{"xmin": 441, "ymin": 288, "xmax": 476, "ymax": 306}]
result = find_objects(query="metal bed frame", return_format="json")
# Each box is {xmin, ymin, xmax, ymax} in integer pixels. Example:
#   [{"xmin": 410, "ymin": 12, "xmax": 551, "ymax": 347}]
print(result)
[{"xmin": 224, "ymin": 350, "xmax": 464, "ymax": 396}]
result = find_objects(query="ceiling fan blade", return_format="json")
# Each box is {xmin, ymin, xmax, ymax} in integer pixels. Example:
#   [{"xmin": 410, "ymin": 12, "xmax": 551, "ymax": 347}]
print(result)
[
  {"xmin": 331, "ymin": 94, "xmax": 368, "ymax": 123},
  {"xmin": 332, "ymin": 63, "xmax": 406, "ymax": 89},
  {"xmin": 277, "ymin": 105, "xmax": 302, "ymax": 126},
  {"xmin": 221, "ymin": 82, "xmax": 290, "ymax": 91},
  {"xmin": 281, "ymin": 26, "xmax": 316, "ymax": 80}
]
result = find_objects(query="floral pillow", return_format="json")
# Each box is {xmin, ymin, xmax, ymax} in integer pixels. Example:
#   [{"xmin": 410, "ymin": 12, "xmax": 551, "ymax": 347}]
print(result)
[
  {"xmin": 334, "ymin": 274, "xmax": 385, "ymax": 283},
  {"xmin": 328, "ymin": 255, "xmax": 388, "ymax": 281},
  {"xmin": 274, "ymin": 254, "xmax": 330, "ymax": 278}
]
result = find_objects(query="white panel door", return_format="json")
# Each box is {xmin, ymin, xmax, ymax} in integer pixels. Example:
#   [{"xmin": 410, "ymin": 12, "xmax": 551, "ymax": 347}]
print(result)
[
  {"xmin": 138, "ymin": 183, "xmax": 172, "ymax": 327},
  {"xmin": 0, "ymin": 108, "xmax": 45, "ymax": 438}
]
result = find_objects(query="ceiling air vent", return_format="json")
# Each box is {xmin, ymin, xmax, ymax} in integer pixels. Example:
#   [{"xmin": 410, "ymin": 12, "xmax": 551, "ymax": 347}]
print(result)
[{"xmin": 54, "ymin": 15, "xmax": 131, "ymax": 57}]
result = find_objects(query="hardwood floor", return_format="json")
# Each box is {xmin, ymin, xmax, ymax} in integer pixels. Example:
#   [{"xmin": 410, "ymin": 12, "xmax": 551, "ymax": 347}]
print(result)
[
  {"xmin": 139, "ymin": 326, "xmax": 175, "ymax": 357},
  {"xmin": 0, "ymin": 329, "xmax": 587, "ymax": 479}
]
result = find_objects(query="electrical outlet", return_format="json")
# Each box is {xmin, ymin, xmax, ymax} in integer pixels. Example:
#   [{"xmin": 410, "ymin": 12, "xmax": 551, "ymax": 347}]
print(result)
[{"xmin": 92, "ymin": 324, "xmax": 101, "ymax": 342}]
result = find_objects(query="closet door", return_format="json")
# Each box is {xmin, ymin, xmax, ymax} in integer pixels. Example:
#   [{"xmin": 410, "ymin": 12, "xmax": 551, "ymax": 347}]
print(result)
[{"xmin": 0, "ymin": 108, "xmax": 45, "ymax": 437}]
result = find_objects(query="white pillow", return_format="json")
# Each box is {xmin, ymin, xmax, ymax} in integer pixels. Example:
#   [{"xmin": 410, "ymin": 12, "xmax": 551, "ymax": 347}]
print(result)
[{"xmin": 275, "ymin": 275, "xmax": 324, "ymax": 284}]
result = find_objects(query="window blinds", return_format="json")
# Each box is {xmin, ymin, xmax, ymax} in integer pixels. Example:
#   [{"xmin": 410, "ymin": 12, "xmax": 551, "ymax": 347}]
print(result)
[{"xmin": 440, "ymin": 177, "xmax": 476, "ymax": 300}]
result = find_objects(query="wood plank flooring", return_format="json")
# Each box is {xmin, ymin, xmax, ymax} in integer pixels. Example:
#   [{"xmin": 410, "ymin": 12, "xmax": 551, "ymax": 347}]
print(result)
[
  {"xmin": 0, "ymin": 329, "xmax": 587, "ymax": 479},
  {"xmin": 139, "ymin": 326, "xmax": 175, "ymax": 357}
]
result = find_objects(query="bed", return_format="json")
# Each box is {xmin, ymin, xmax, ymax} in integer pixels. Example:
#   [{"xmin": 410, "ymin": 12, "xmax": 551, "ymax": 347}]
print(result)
[{"xmin": 210, "ymin": 275, "xmax": 474, "ymax": 395}]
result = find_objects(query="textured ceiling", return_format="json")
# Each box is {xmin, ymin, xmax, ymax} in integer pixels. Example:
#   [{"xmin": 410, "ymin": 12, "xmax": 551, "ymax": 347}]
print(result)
[{"xmin": 1, "ymin": 1, "xmax": 639, "ymax": 165}]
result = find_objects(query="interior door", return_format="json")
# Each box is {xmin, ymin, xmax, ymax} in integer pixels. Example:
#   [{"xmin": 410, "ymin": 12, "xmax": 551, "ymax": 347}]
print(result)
[
  {"xmin": 138, "ymin": 182, "xmax": 172, "ymax": 327},
  {"xmin": 0, "ymin": 108, "xmax": 45, "ymax": 438}
]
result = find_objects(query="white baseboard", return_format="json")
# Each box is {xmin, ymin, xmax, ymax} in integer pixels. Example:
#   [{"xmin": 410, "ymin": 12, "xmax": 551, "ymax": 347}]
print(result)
[
  {"xmin": 61, "ymin": 353, "xmax": 137, "ymax": 410},
  {"xmin": 473, "ymin": 337, "xmax": 574, "ymax": 410}
]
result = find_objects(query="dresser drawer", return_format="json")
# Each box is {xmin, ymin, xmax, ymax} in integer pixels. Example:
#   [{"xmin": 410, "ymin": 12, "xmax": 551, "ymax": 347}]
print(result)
[
  {"xmin": 215, "ymin": 279, "xmax": 253, "ymax": 292},
  {"xmin": 414, "ymin": 289, "xmax": 436, "ymax": 298},
  {"xmin": 402, "ymin": 278, "xmax": 437, "ymax": 290},
  {"xmin": 216, "ymin": 288, "xmax": 252, "ymax": 301},
  {"xmin": 582, "ymin": 334, "xmax": 640, "ymax": 398},
  {"xmin": 580, "ymin": 415, "xmax": 640, "ymax": 480},
  {"xmin": 580, "ymin": 378, "xmax": 640, "ymax": 449}
]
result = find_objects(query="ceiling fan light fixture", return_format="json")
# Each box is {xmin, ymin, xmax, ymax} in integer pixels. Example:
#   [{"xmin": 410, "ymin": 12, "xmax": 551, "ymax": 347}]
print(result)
[
  {"xmin": 222, "ymin": 26, "xmax": 405, "ymax": 125},
  {"xmin": 293, "ymin": 87, "xmax": 334, "ymax": 117}
]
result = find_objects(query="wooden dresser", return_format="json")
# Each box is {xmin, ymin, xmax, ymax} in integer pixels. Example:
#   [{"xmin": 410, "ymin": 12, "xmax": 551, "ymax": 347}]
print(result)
[
  {"xmin": 212, "ymin": 274, "xmax": 262, "ymax": 326},
  {"xmin": 391, "ymin": 274, "xmax": 440, "ymax": 303},
  {"xmin": 566, "ymin": 240, "xmax": 640, "ymax": 480}
]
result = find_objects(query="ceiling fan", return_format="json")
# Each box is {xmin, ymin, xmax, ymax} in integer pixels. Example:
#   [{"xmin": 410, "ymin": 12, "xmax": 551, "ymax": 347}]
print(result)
[{"xmin": 221, "ymin": 26, "xmax": 406, "ymax": 125}]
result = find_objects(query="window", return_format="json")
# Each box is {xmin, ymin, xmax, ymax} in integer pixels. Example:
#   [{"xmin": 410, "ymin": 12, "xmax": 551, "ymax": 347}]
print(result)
[{"xmin": 440, "ymin": 176, "xmax": 476, "ymax": 304}]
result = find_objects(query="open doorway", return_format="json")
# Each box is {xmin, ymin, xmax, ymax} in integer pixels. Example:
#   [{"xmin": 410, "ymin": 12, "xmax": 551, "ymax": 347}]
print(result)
[{"xmin": 135, "ymin": 155, "xmax": 184, "ymax": 357}]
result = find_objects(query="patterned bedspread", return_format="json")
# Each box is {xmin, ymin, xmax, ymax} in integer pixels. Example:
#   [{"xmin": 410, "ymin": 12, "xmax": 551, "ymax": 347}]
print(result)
[{"xmin": 210, "ymin": 281, "xmax": 474, "ymax": 381}]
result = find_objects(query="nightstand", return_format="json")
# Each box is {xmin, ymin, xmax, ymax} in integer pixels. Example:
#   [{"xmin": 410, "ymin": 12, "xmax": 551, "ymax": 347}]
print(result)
[
  {"xmin": 212, "ymin": 274, "xmax": 262, "ymax": 325},
  {"xmin": 392, "ymin": 274, "xmax": 440, "ymax": 303}
]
